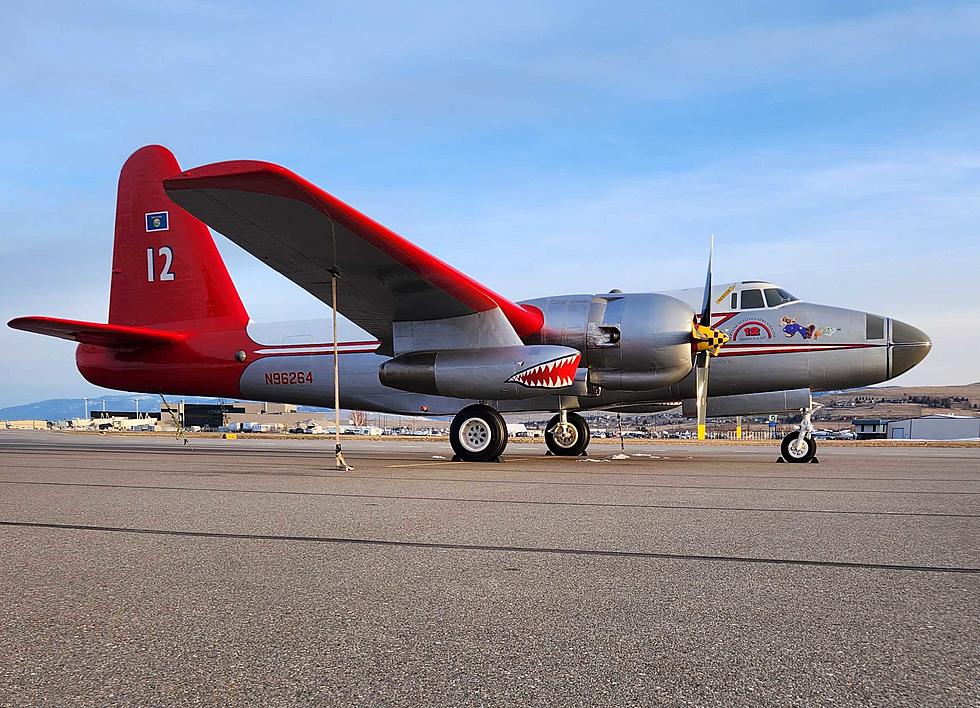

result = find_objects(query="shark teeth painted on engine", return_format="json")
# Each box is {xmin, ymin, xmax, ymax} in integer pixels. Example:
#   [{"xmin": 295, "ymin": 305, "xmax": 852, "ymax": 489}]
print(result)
[{"xmin": 507, "ymin": 353, "xmax": 581, "ymax": 389}]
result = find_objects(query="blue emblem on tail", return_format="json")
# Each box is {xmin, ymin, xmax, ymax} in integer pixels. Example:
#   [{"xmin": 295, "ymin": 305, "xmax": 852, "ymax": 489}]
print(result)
[{"xmin": 145, "ymin": 211, "xmax": 169, "ymax": 232}]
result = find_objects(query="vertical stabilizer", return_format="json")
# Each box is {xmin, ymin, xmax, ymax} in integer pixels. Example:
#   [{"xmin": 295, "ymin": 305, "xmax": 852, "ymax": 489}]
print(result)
[{"xmin": 108, "ymin": 145, "xmax": 248, "ymax": 329}]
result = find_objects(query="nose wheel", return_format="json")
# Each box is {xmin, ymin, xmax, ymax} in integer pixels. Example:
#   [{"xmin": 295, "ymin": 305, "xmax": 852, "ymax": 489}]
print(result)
[
  {"xmin": 780, "ymin": 432, "xmax": 816, "ymax": 463},
  {"xmin": 545, "ymin": 411, "xmax": 590, "ymax": 456},
  {"xmin": 450, "ymin": 404, "xmax": 508, "ymax": 462},
  {"xmin": 778, "ymin": 399, "xmax": 820, "ymax": 463}
]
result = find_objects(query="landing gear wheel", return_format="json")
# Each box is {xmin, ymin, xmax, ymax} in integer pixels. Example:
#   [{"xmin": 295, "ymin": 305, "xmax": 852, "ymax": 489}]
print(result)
[
  {"xmin": 450, "ymin": 404, "xmax": 508, "ymax": 462},
  {"xmin": 545, "ymin": 412, "xmax": 590, "ymax": 457},
  {"xmin": 781, "ymin": 432, "xmax": 816, "ymax": 463}
]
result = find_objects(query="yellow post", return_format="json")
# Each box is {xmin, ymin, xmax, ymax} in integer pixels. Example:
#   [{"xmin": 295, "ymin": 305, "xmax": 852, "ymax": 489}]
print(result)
[
  {"xmin": 697, "ymin": 423, "xmax": 706, "ymax": 440},
  {"xmin": 736, "ymin": 416, "xmax": 742, "ymax": 440}
]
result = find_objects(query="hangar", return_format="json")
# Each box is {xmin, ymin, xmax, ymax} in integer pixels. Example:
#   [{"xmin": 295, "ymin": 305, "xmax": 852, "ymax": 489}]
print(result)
[{"xmin": 887, "ymin": 414, "xmax": 980, "ymax": 440}]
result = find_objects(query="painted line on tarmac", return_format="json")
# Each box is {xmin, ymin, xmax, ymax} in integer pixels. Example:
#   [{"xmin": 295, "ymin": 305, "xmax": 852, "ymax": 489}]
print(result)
[
  {"xmin": 0, "ymin": 468, "xmax": 975, "ymax": 494},
  {"xmin": 1, "ymin": 462, "xmax": 974, "ymax": 485},
  {"xmin": 0, "ymin": 480, "xmax": 975, "ymax": 519},
  {"xmin": 1, "ymin": 520, "xmax": 976, "ymax": 575}
]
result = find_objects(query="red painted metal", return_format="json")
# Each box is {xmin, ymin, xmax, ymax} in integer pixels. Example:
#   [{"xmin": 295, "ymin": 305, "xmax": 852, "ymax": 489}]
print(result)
[
  {"xmin": 7, "ymin": 316, "xmax": 187, "ymax": 348},
  {"xmin": 109, "ymin": 145, "xmax": 249, "ymax": 331}
]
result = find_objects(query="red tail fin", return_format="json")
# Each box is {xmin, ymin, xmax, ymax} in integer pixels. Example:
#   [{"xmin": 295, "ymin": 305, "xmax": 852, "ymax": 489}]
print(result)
[{"xmin": 109, "ymin": 145, "xmax": 248, "ymax": 329}]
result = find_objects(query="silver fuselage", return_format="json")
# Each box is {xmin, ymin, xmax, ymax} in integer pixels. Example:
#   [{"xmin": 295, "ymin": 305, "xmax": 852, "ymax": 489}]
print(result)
[{"xmin": 237, "ymin": 281, "xmax": 931, "ymax": 417}]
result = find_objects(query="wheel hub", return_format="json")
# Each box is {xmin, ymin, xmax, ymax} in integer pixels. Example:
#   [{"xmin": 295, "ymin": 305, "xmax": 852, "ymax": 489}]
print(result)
[
  {"xmin": 787, "ymin": 437, "xmax": 809, "ymax": 458},
  {"xmin": 553, "ymin": 422, "xmax": 578, "ymax": 448},
  {"xmin": 459, "ymin": 417, "xmax": 492, "ymax": 453}
]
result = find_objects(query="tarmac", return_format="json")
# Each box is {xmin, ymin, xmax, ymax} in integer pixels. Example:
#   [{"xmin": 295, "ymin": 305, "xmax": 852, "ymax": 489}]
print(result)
[{"xmin": 0, "ymin": 430, "xmax": 977, "ymax": 706}]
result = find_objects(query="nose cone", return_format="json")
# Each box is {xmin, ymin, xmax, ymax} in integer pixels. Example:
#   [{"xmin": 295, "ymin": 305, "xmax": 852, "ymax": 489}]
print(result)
[{"xmin": 890, "ymin": 319, "xmax": 932, "ymax": 377}]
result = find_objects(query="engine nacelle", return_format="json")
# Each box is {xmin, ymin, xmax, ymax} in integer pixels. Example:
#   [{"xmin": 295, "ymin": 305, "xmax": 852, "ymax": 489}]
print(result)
[
  {"xmin": 523, "ymin": 292, "xmax": 695, "ymax": 391},
  {"xmin": 379, "ymin": 345, "xmax": 585, "ymax": 400}
]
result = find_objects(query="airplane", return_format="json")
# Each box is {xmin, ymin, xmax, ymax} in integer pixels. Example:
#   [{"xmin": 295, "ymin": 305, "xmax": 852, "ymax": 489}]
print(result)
[{"xmin": 8, "ymin": 145, "xmax": 932, "ymax": 464}]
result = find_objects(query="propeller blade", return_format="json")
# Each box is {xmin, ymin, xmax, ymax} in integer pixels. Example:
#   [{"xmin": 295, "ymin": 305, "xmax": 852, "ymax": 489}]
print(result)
[
  {"xmin": 699, "ymin": 234, "xmax": 714, "ymax": 325},
  {"xmin": 695, "ymin": 351, "xmax": 710, "ymax": 440}
]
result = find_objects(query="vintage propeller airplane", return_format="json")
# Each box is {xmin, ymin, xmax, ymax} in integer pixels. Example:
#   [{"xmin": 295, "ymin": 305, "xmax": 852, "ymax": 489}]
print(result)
[{"xmin": 9, "ymin": 146, "xmax": 932, "ymax": 463}]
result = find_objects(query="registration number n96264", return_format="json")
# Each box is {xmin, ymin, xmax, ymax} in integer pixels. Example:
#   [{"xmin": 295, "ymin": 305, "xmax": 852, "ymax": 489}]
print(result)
[{"xmin": 264, "ymin": 371, "xmax": 314, "ymax": 385}]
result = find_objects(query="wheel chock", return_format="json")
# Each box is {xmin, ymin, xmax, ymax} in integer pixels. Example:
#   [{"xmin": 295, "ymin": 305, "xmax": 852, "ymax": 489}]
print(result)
[
  {"xmin": 451, "ymin": 454, "xmax": 462, "ymax": 462},
  {"xmin": 776, "ymin": 456, "xmax": 786, "ymax": 463},
  {"xmin": 810, "ymin": 457, "xmax": 820, "ymax": 464}
]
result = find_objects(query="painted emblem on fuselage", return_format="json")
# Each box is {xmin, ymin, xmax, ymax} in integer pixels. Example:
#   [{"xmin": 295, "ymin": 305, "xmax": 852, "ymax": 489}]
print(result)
[
  {"xmin": 145, "ymin": 211, "xmax": 169, "ymax": 232},
  {"xmin": 781, "ymin": 316, "xmax": 838, "ymax": 339},
  {"xmin": 507, "ymin": 353, "xmax": 580, "ymax": 388},
  {"xmin": 731, "ymin": 320, "xmax": 773, "ymax": 341}
]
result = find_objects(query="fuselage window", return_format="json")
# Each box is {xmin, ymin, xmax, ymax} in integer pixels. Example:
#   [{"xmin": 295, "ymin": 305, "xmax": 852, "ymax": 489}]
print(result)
[
  {"xmin": 740, "ymin": 289, "xmax": 765, "ymax": 309},
  {"xmin": 764, "ymin": 288, "xmax": 798, "ymax": 307},
  {"xmin": 730, "ymin": 292, "xmax": 738, "ymax": 310},
  {"xmin": 866, "ymin": 314, "xmax": 885, "ymax": 340}
]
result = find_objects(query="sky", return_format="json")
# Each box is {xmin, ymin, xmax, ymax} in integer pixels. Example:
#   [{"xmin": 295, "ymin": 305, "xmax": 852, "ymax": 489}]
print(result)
[{"xmin": 1, "ymin": 0, "xmax": 979, "ymax": 407}]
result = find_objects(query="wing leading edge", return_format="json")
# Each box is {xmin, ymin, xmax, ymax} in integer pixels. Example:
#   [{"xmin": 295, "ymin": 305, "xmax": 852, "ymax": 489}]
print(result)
[{"xmin": 163, "ymin": 161, "xmax": 543, "ymax": 355}]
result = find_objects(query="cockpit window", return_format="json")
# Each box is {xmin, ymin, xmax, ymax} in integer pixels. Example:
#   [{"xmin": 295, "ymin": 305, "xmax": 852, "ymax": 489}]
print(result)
[
  {"xmin": 730, "ymin": 292, "xmax": 737, "ymax": 310},
  {"xmin": 866, "ymin": 314, "xmax": 885, "ymax": 340},
  {"xmin": 740, "ymin": 289, "xmax": 765, "ymax": 309},
  {"xmin": 764, "ymin": 288, "xmax": 798, "ymax": 307}
]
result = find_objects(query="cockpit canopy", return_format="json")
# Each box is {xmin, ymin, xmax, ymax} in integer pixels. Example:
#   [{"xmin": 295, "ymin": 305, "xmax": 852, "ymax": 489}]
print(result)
[
  {"xmin": 661, "ymin": 280, "xmax": 801, "ymax": 312},
  {"xmin": 736, "ymin": 282, "xmax": 799, "ymax": 310}
]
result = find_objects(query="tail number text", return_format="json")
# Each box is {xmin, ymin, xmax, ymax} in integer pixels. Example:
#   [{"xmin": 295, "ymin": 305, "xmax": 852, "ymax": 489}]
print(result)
[{"xmin": 265, "ymin": 371, "xmax": 315, "ymax": 385}]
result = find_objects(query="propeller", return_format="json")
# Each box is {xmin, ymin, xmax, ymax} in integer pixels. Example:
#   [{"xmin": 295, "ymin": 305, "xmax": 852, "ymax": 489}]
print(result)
[{"xmin": 691, "ymin": 236, "xmax": 730, "ymax": 440}]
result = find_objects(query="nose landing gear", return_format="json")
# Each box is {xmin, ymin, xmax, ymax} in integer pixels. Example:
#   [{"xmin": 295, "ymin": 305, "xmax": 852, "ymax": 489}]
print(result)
[{"xmin": 778, "ymin": 401, "xmax": 821, "ymax": 463}]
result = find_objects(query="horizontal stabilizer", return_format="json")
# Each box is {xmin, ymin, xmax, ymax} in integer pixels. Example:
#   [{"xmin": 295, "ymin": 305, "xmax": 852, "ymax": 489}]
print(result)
[{"xmin": 8, "ymin": 316, "xmax": 186, "ymax": 348}]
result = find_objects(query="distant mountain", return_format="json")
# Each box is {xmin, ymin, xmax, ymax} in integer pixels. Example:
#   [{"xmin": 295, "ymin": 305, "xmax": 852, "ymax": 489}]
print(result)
[{"xmin": 0, "ymin": 394, "xmax": 311, "ymax": 421}]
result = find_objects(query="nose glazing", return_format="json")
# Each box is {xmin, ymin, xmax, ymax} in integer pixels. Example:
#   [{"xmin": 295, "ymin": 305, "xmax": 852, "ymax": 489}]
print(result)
[{"xmin": 889, "ymin": 319, "xmax": 932, "ymax": 377}]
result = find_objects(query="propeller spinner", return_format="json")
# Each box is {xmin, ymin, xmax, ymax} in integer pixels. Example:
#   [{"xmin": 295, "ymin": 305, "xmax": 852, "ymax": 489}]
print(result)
[{"xmin": 690, "ymin": 236, "xmax": 730, "ymax": 440}]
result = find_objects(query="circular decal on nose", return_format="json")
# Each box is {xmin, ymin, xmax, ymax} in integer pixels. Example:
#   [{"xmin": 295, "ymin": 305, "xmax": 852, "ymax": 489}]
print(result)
[{"xmin": 732, "ymin": 320, "xmax": 773, "ymax": 341}]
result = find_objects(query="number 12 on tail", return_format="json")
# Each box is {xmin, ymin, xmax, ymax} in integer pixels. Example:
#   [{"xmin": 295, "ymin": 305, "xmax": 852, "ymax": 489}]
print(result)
[{"xmin": 147, "ymin": 247, "xmax": 175, "ymax": 282}]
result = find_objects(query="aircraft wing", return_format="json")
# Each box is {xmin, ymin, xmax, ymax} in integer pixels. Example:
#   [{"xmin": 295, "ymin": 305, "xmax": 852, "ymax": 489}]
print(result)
[
  {"xmin": 163, "ymin": 161, "xmax": 543, "ymax": 355},
  {"xmin": 7, "ymin": 316, "xmax": 186, "ymax": 348}
]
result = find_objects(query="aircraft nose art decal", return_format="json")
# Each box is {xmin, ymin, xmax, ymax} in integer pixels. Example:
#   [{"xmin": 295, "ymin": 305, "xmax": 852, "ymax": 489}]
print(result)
[{"xmin": 507, "ymin": 353, "xmax": 581, "ymax": 388}]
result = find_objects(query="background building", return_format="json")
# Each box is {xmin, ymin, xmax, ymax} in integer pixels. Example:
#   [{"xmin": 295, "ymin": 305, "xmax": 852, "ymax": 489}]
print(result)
[
  {"xmin": 887, "ymin": 415, "xmax": 980, "ymax": 440},
  {"xmin": 852, "ymin": 418, "xmax": 888, "ymax": 439}
]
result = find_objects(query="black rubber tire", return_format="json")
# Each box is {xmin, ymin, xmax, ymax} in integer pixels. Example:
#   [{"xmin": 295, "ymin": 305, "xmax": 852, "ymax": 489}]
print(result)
[
  {"xmin": 545, "ymin": 412, "xmax": 590, "ymax": 456},
  {"xmin": 450, "ymin": 404, "xmax": 508, "ymax": 462},
  {"xmin": 781, "ymin": 432, "xmax": 816, "ymax": 463}
]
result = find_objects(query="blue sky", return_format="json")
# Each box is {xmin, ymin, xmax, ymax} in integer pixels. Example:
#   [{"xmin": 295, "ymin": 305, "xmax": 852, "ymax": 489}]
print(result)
[{"xmin": 1, "ymin": 1, "xmax": 978, "ymax": 406}]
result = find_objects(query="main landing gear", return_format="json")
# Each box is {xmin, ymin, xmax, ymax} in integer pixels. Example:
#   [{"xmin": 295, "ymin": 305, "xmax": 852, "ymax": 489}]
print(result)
[
  {"xmin": 448, "ymin": 406, "xmax": 593, "ymax": 462},
  {"xmin": 545, "ymin": 411, "xmax": 590, "ymax": 457},
  {"xmin": 778, "ymin": 401, "xmax": 822, "ymax": 464},
  {"xmin": 449, "ymin": 404, "xmax": 508, "ymax": 462}
]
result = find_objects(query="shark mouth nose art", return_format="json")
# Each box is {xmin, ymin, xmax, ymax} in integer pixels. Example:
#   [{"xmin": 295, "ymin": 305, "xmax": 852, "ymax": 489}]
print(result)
[{"xmin": 507, "ymin": 354, "xmax": 581, "ymax": 388}]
